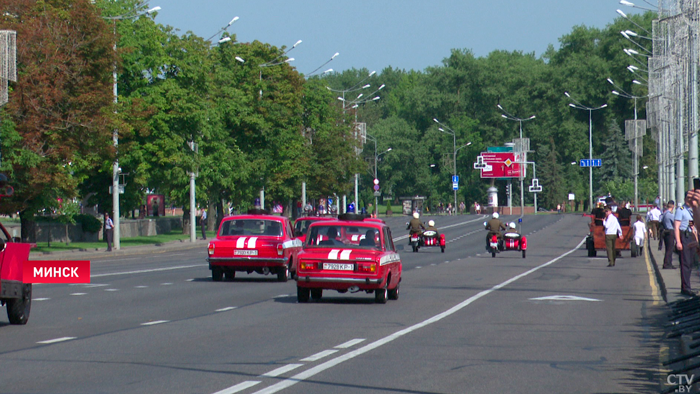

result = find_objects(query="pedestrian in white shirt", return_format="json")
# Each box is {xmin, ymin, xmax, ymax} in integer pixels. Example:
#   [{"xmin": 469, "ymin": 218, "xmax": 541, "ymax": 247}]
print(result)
[
  {"xmin": 632, "ymin": 215, "xmax": 647, "ymax": 255},
  {"xmin": 648, "ymin": 205, "xmax": 662, "ymax": 240},
  {"xmin": 603, "ymin": 206, "xmax": 623, "ymax": 267}
]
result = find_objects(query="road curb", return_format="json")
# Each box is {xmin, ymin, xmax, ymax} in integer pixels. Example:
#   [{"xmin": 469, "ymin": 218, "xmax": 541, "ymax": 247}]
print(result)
[{"xmin": 29, "ymin": 239, "xmax": 206, "ymax": 260}]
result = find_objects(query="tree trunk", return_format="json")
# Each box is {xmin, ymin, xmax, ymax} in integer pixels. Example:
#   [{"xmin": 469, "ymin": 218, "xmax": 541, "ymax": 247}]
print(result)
[
  {"xmin": 19, "ymin": 209, "xmax": 32, "ymax": 243},
  {"xmin": 182, "ymin": 208, "xmax": 191, "ymax": 235}
]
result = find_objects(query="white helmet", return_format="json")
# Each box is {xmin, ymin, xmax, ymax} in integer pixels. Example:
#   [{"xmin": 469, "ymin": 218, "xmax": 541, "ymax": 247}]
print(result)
[
  {"xmin": 428, "ymin": 220, "xmax": 435, "ymax": 227},
  {"xmin": 509, "ymin": 222, "xmax": 516, "ymax": 229},
  {"xmin": 492, "ymin": 212, "xmax": 499, "ymax": 219},
  {"xmin": 413, "ymin": 212, "xmax": 420, "ymax": 219}
]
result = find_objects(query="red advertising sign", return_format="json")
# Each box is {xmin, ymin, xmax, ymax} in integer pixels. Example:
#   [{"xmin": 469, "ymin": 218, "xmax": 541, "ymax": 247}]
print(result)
[
  {"xmin": 478, "ymin": 152, "xmax": 522, "ymax": 178},
  {"xmin": 23, "ymin": 260, "xmax": 91, "ymax": 284}
]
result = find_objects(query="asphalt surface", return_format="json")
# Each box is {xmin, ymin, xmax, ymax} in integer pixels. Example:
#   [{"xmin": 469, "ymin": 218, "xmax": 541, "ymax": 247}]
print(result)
[{"xmin": 0, "ymin": 213, "xmax": 667, "ymax": 393}]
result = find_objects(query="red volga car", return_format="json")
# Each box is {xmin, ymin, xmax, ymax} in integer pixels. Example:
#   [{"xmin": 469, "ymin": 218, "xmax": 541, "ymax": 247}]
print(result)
[
  {"xmin": 295, "ymin": 214, "xmax": 402, "ymax": 304},
  {"xmin": 293, "ymin": 216, "xmax": 335, "ymax": 243},
  {"xmin": 207, "ymin": 213, "xmax": 302, "ymax": 282}
]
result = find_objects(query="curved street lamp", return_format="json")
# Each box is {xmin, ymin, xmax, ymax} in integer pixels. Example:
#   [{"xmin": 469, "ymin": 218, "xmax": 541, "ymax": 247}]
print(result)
[
  {"xmin": 498, "ymin": 104, "xmax": 535, "ymax": 216},
  {"xmin": 433, "ymin": 118, "xmax": 472, "ymax": 212},
  {"xmin": 565, "ymin": 92, "xmax": 607, "ymax": 211}
]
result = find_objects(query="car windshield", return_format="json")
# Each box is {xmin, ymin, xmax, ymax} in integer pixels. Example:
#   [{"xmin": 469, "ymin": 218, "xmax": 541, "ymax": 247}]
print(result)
[
  {"xmin": 306, "ymin": 225, "xmax": 381, "ymax": 250},
  {"xmin": 295, "ymin": 219, "xmax": 321, "ymax": 235},
  {"xmin": 219, "ymin": 219, "xmax": 283, "ymax": 237}
]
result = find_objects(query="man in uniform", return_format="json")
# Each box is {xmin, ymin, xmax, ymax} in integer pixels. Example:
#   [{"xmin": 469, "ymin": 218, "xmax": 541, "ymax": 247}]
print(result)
[
  {"xmin": 485, "ymin": 212, "xmax": 506, "ymax": 249},
  {"xmin": 603, "ymin": 206, "xmax": 622, "ymax": 267},
  {"xmin": 659, "ymin": 200, "xmax": 677, "ymax": 269},
  {"xmin": 425, "ymin": 220, "xmax": 438, "ymax": 234},
  {"xmin": 407, "ymin": 212, "xmax": 424, "ymax": 243},
  {"xmin": 675, "ymin": 192, "xmax": 696, "ymax": 296}
]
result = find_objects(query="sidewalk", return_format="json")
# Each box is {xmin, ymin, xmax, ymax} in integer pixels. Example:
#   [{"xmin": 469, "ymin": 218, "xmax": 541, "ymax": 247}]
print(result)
[
  {"xmin": 28, "ymin": 238, "xmax": 209, "ymax": 261},
  {"xmin": 647, "ymin": 235, "xmax": 700, "ymax": 304}
]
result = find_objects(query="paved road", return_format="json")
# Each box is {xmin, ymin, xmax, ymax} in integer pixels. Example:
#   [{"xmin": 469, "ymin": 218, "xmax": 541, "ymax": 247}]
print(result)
[{"xmin": 0, "ymin": 214, "xmax": 664, "ymax": 393}]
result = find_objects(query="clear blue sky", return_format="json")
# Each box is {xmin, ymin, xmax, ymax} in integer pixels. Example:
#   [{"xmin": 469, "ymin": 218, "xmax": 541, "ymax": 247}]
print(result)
[{"xmin": 155, "ymin": 0, "xmax": 640, "ymax": 75}]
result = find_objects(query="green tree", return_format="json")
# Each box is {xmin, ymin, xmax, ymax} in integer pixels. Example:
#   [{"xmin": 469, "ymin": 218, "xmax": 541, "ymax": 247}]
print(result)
[{"xmin": 599, "ymin": 119, "xmax": 633, "ymax": 186}]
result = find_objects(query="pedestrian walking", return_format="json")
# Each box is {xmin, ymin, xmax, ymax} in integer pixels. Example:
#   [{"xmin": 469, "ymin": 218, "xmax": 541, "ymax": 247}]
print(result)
[
  {"xmin": 647, "ymin": 205, "xmax": 662, "ymax": 240},
  {"xmin": 603, "ymin": 206, "xmax": 622, "ymax": 267},
  {"xmin": 659, "ymin": 201, "xmax": 677, "ymax": 269},
  {"xmin": 104, "ymin": 213, "xmax": 114, "ymax": 252},
  {"xmin": 675, "ymin": 192, "xmax": 697, "ymax": 296},
  {"xmin": 632, "ymin": 215, "xmax": 646, "ymax": 256},
  {"xmin": 200, "ymin": 209, "xmax": 208, "ymax": 240}
]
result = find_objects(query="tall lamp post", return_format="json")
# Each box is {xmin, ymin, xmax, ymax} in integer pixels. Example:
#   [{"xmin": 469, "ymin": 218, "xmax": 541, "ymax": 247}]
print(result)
[
  {"xmin": 432, "ymin": 118, "xmax": 471, "ymax": 212},
  {"xmin": 607, "ymin": 77, "xmax": 648, "ymax": 212},
  {"xmin": 497, "ymin": 105, "xmax": 535, "ymax": 217},
  {"xmin": 565, "ymin": 92, "xmax": 607, "ymax": 211},
  {"xmin": 367, "ymin": 134, "xmax": 391, "ymax": 217},
  {"xmin": 103, "ymin": 5, "xmax": 161, "ymax": 250}
]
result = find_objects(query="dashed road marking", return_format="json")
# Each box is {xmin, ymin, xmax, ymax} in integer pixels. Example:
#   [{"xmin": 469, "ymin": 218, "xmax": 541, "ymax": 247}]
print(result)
[
  {"xmin": 300, "ymin": 349, "xmax": 338, "ymax": 362},
  {"xmin": 37, "ymin": 337, "xmax": 76, "ymax": 344},
  {"xmin": 104, "ymin": 289, "xmax": 119, "ymax": 292},
  {"xmin": 259, "ymin": 364, "xmax": 303, "ymax": 378},
  {"xmin": 70, "ymin": 293, "xmax": 86, "ymax": 296},
  {"xmin": 216, "ymin": 307, "xmax": 237, "ymax": 312},
  {"xmin": 33, "ymin": 298, "xmax": 50, "ymax": 301},
  {"xmin": 334, "ymin": 338, "xmax": 365, "ymax": 349},
  {"xmin": 213, "ymin": 381, "xmax": 261, "ymax": 394},
  {"xmin": 135, "ymin": 286, "xmax": 148, "ymax": 288},
  {"xmin": 141, "ymin": 320, "xmax": 169, "ymax": 326},
  {"xmin": 161, "ymin": 283, "xmax": 173, "ymax": 286},
  {"xmin": 91, "ymin": 264, "xmax": 206, "ymax": 278}
]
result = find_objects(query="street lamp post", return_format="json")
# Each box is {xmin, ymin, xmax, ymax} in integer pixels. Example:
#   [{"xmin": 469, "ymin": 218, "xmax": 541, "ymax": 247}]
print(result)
[
  {"xmin": 608, "ymin": 77, "xmax": 648, "ymax": 212},
  {"xmin": 103, "ymin": 5, "xmax": 161, "ymax": 250},
  {"xmin": 497, "ymin": 105, "xmax": 535, "ymax": 217},
  {"xmin": 565, "ymin": 92, "xmax": 607, "ymax": 211},
  {"xmin": 433, "ymin": 118, "xmax": 471, "ymax": 213}
]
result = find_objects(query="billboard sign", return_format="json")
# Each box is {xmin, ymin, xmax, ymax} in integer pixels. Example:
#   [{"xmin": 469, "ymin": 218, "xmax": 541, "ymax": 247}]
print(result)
[{"xmin": 478, "ymin": 152, "xmax": 522, "ymax": 178}]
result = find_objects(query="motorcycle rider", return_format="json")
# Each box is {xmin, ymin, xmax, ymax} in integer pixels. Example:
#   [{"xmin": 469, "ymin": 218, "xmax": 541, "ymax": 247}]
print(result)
[
  {"xmin": 485, "ymin": 212, "xmax": 507, "ymax": 249},
  {"xmin": 425, "ymin": 220, "xmax": 438, "ymax": 234},
  {"xmin": 407, "ymin": 212, "xmax": 425, "ymax": 244},
  {"xmin": 504, "ymin": 222, "xmax": 519, "ymax": 237}
]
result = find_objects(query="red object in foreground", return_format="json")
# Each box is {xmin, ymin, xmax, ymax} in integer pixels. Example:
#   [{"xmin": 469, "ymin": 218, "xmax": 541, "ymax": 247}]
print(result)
[
  {"xmin": 23, "ymin": 261, "xmax": 91, "ymax": 284},
  {"xmin": 295, "ymin": 213, "xmax": 402, "ymax": 304}
]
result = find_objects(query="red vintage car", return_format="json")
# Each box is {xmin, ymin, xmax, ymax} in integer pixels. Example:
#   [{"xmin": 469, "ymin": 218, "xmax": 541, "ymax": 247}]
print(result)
[
  {"xmin": 0, "ymin": 222, "xmax": 33, "ymax": 324},
  {"xmin": 295, "ymin": 213, "xmax": 402, "ymax": 304},
  {"xmin": 207, "ymin": 212, "xmax": 302, "ymax": 282},
  {"xmin": 293, "ymin": 216, "xmax": 335, "ymax": 243}
]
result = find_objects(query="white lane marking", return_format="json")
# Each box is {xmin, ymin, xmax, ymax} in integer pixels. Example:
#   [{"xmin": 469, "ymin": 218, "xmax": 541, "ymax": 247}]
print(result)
[
  {"xmin": 415, "ymin": 266, "xmax": 422, "ymax": 269},
  {"xmin": 334, "ymin": 338, "xmax": 365, "ymax": 349},
  {"xmin": 70, "ymin": 293, "xmax": 86, "ymax": 296},
  {"xmin": 135, "ymin": 286, "xmax": 148, "ymax": 288},
  {"xmin": 91, "ymin": 264, "xmax": 206, "ymax": 278},
  {"xmin": 529, "ymin": 295, "xmax": 602, "ymax": 302},
  {"xmin": 250, "ymin": 238, "xmax": 587, "ymax": 394},
  {"xmin": 161, "ymin": 283, "xmax": 173, "ymax": 286},
  {"xmin": 37, "ymin": 337, "xmax": 76, "ymax": 344},
  {"xmin": 141, "ymin": 320, "xmax": 169, "ymax": 326},
  {"xmin": 33, "ymin": 298, "xmax": 50, "ymax": 301},
  {"xmin": 216, "ymin": 307, "xmax": 237, "ymax": 312},
  {"xmin": 273, "ymin": 294, "xmax": 289, "ymax": 298},
  {"xmin": 71, "ymin": 283, "xmax": 108, "ymax": 288},
  {"xmin": 186, "ymin": 279, "xmax": 194, "ymax": 282},
  {"xmin": 105, "ymin": 289, "xmax": 119, "ymax": 292},
  {"xmin": 299, "ymin": 349, "xmax": 339, "ymax": 362},
  {"xmin": 259, "ymin": 364, "xmax": 304, "ymax": 378},
  {"xmin": 213, "ymin": 381, "xmax": 261, "ymax": 394}
]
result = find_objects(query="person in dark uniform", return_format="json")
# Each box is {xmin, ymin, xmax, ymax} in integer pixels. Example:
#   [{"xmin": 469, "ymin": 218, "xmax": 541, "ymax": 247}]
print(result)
[
  {"xmin": 592, "ymin": 202, "xmax": 605, "ymax": 226},
  {"xmin": 659, "ymin": 201, "xmax": 677, "ymax": 269},
  {"xmin": 485, "ymin": 212, "xmax": 506, "ymax": 249},
  {"xmin": 425, "ymin": 220, "xmax": 438, "ymax": 233},
  {"xmin": 407, "ymin": 212, "xmax": 424, "ymax": 244},
  {"xmin": 617, "ymin": 202, "xmax": 632, "ymax": 226},
  {"xmin": 675, "ymin": 192, "xmax": 696, "ymax": 296},
  {"xmin": 104, "ymin": 212, "xmax": 114, "ymax": 252}
]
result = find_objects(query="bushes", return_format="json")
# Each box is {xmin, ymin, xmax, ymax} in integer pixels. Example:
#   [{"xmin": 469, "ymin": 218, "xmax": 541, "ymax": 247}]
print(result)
[{"xmin": 75, "ymin": 214, "xmax": 102, "ymax": 233}]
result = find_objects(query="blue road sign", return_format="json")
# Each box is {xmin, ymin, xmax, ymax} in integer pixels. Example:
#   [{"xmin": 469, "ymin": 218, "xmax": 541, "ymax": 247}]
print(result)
[
  {"xmin": 452, "ymin": 175, "xmax": 459, "ymax": 183},
  {"xmin": 452, "ymin": 182, "xmax": 459, "ymax": 191},
  {"xmin": 580, "ymin": 159, "xmax": 602, "ymax": 167}
]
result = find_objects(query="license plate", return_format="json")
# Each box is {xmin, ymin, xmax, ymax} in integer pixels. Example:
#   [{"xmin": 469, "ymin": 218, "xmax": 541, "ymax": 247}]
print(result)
[
  {"xmin": 234, "ymin": 249, "xmax": 258, "ymax": 256},
  {"xmin": 490, "ymin": 242, "xmax": 498, "ymax": 248},
  {"xmin": 322, "ymin": 263, "xmax": 354, "ymax": 271}
]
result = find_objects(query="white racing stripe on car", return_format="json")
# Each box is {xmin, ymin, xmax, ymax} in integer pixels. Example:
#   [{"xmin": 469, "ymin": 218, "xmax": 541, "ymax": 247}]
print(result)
[
  {"xmin": 328, "ymin": 249, "xmax": 340, "ymax": 260},
  {"xmin": 247, "ymin": 237, "xmax": 258, "ymax": 249},
  {"xmin": 339, "ymin": 250, "xmax": 352, "ymax": 260},
  {"xmin": 236, "ymin": 237, "xmax": 247, "ymax": 249},
  {"xmin": 249, "ymin": 238, "xmax": 587, "ymax": 394}
]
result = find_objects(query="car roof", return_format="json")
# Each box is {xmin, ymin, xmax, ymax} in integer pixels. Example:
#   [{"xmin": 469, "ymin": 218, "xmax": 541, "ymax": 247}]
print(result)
[{"xmin": 222, "ymin": 214, "xmax": 287, "ymax": 221}]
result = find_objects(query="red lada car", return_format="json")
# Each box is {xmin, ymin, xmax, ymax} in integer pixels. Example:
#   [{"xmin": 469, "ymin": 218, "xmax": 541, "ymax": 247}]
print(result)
[
  {"xmin": 293, "ymin": 216, "xmax": 335, "ymax": 243},
  {"xmin": 295, "ymin": 214, "xmax": 402, "ymax": 304},
  {"xmin": 207, "ymin": 213, "xmax": 302, "ymax": 282}
]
